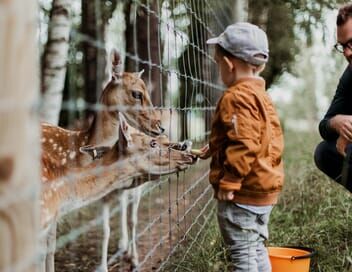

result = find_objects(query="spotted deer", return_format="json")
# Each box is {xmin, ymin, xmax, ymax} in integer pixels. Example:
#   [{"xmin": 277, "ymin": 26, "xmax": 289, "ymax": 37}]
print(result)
[
  {"xmin": 80, "ymin": 116, "xmax": 194, "ymax": 272},
  {"xmin": 41, "ymin": 114, "xmax": 193, "ymax": 272},
  {"xmin": 40, "ymin": 50, "xmax": 163, "ymax": 272},
  {"xmin": 41, "ymin": 49, "xmax": 163, "ymax": 175}
]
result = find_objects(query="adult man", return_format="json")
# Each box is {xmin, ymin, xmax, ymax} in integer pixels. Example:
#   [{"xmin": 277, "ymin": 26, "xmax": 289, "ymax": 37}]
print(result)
[{"xmin": 314, "ymin": 3, "xmax": 352, "ymax": 193}]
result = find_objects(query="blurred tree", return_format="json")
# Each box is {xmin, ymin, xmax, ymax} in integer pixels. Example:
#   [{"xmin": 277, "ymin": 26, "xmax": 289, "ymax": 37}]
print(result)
[
  {"xmin": 233, "ymin": 0, "xmax": 248, "ymax": 22},
  {"xmin": 177, "ymin": 0, "xmax": 216, "ymax": 140},
  {"xmin": 124, "ymin": 0, "xmax": 164, "ymax": 107},
  {"xmin": 248, "ymin": 0, "xmax": 297, "ymax": 87},
  {"xmin": 248, "ymin": 0, "xmax": 347, "ymax": 87},
  {"xmin": 177, "ymin": 0, "xmax": 243, "ymax": 139},
  {"xmin": 0, "ymin": 0, "xmax": 40, "ymax": 270},
  {"xmin": 81, "ymin": 0, "xmax": 118, "ymax": 120},
  {"xmin": 41, "ymin": 0, "xmax": 72, "ymax": 125}
]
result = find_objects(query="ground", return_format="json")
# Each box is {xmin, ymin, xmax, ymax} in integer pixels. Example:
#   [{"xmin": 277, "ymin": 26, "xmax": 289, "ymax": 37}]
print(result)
[{"xmin": 55, "ymin": 160, "xmax": 212, "ymax": 271}]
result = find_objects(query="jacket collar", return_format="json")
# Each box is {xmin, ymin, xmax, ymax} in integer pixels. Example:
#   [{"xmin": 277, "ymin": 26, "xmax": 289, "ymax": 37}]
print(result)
[{"xmin": 229, "ymin": 76, "xmax": 266, "ymax": 91}]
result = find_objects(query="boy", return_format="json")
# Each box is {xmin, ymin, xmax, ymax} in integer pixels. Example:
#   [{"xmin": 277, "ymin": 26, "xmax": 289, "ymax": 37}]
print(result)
[{"xmin": 199, "ymin": 22, "xmax": 284, "ymax": 271}]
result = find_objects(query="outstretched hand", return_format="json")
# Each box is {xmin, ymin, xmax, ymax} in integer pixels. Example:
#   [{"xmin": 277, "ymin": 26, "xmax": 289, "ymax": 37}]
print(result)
[{"xmin": 191, "ymin": 144, "xmax": 210, "ymax": 159}]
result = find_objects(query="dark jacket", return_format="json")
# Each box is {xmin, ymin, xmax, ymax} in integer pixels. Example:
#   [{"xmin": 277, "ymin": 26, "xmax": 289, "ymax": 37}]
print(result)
[{"xmin": 319, "ymin": 65, "xmax": 352, "ymax": 141}]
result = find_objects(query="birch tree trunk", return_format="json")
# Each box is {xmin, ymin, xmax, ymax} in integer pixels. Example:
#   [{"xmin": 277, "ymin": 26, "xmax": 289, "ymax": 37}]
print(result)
[
  {"xmin": 0, "ymin": 0, "xmax": 40, "ymax": 271},
  {"xmin": 40, "ymin": 0, "xmax": 71, "ymax": 125}
]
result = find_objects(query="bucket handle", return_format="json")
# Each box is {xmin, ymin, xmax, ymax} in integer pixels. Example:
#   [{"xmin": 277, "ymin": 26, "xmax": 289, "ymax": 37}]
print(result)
[{"xmin": 286, "ymin": 246, "xmax": 316, "ymax": 261}]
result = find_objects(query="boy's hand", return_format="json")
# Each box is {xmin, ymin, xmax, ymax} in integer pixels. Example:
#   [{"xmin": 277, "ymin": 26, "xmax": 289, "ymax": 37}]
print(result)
[
  {"xmin": 217, "ymin": 188, "xmax": 235, "ymax": 201},
  {"xmin": 336, "ymin": 135, "xmax": 350, "ymax": 156},
  {"xmin": 191, "ymin": 144, "xmax": 210, "ymax": 159}
]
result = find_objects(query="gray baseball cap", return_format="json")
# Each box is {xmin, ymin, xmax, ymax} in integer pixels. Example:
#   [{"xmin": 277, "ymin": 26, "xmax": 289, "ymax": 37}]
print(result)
[{"xmin": 207, "ymin": 22, "xmax": 269, "ymax": 66}]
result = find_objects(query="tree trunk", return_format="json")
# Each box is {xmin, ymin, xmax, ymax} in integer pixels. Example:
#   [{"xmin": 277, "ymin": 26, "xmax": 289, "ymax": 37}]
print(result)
[
  {"xmin": 82, "ymin": 0, "xmax": 105, "ymax": 120},
  {"xmin": 178, "ymin": 0, "xmax": 207, "ymax": 140},
  {"xmin": 0, "ymin": 0, "xmax": 40, "ymax": 271},
  {"xmin": 248, "ymin": 0, "xmax": 269, "ymax": 30},
  {"xmin": 41, "ymin": 0, "xmax": 71, "ymax": 125},
  {"xmin": 248, "ymin": 0, "xmax": 296, "ymax": 87},
  {"xmin": 232, "ymin": 0, "xmax": 248, "ymax": 22},
  {"xmin": 124, "ymin": 0, "xmax": 163, "ymax": 106}
]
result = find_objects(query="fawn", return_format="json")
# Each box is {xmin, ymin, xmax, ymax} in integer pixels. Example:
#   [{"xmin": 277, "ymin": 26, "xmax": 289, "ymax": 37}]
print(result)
[{"xmin": 40, "ymin": 113, "xmax": 193, "ymax": 272}]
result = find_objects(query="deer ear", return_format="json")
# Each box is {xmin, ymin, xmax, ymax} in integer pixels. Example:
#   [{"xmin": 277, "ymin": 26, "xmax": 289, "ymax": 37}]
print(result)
[
  {"xmin": 134, "ymin": 69, "xmax": 144, "ymax": 79},
  {"xmin": 79, "ymin": 145, "xmax": 111, "ymax": 160},
  {"xmin": 111, "ymin": 48, "xmax": 123, "ymax": 80},
  {"xmin": 118, "ymin": 113, "xmax": 132, "ymax": 150}
]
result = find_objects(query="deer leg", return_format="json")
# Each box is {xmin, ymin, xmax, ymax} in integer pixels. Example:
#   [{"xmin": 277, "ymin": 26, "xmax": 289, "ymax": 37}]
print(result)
[
  {"xmin": 101, "ymin": 203, "xmax": 110, "ymax": 272},
  {"xmin": 45, "ymin": 222, "xmax": 57, "ymax": 272},
  {"xmin": 39, "ymin": 232, "xmax": 47, "ymax": 272},
  {"xmin": 130, "ymin": 186, "xmax": 143, "ymax": 268},
  {"xmin": 119, "ymin": 190, "xmax": 129, "ymax": 255}
]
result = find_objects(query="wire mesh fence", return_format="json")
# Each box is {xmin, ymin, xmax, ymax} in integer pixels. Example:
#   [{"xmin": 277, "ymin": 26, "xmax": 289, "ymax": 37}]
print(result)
[{"xmin": 2, "ymin": 0, "xmax": 237, "ymax": 271}]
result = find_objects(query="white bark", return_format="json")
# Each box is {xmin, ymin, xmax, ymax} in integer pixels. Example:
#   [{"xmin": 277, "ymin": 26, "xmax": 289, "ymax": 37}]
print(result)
[
  {"xmin": 233, "ymin": 0, "xmax": 248, "ymax": 22},
  {"xmin": 40, "ymin": 0, "xmax": 72, "ymax": 125},
  {"xmin": 0, "ymin": 0, "xmax": 40, "ymax": 271}
]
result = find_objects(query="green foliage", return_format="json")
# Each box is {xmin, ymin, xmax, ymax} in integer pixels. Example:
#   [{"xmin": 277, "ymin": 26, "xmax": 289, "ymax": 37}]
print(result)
[{"xmin": 248, "ymin": 0, "xmax": 347, "ymax": 86}]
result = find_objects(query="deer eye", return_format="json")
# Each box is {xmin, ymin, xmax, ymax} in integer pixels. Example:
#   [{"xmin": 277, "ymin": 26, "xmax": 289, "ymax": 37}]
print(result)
[
  {"xmin": 131, "ymin": 90, "xmax": 143, "ymax": 100},
  {"xmin": 150, "ymin": 139, "xmax": 158, "ymax": 148}
]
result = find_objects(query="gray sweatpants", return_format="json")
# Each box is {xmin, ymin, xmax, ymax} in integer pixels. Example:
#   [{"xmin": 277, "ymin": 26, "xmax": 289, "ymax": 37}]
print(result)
[{"xmin": 217, "ymin": 201, "xmax": 272, "ymax": 272}]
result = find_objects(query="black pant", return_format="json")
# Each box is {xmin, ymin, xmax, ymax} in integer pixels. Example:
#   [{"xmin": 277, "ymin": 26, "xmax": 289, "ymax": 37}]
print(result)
[{"xmin": 314, "ymin": 141, "xmax": 352, "ymax": 193}]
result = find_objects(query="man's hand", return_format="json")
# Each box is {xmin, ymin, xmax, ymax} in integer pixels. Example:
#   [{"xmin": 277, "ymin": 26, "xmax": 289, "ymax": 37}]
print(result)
[
  {"xmin": 330, "ymin": 115, "xmax": 352, "ymax": 141},
  {"xmin": 336, "ymin": 135, "xmax": 350, "ymax": 156},
  {"xmin": 217, "ymin": 188, "xmax": 235, "ymax": 201}
]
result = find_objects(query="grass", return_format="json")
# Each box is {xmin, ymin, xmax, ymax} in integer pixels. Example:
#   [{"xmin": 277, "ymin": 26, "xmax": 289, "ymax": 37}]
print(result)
[{"xmin": 163, "ymin": 130, "xmax": 352, "ymax": 272}]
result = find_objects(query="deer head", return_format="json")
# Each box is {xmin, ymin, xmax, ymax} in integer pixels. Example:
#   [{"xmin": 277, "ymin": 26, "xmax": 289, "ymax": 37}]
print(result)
[
  {"xmin": 40, "ymin": 49, "xmax": 165, "ymax": 171},
  {"xmin": 80, "ymin": 113, "xmax": 194, "ymax": 177},
  {"xmin": 40, "ymin": 113, "xmax": 193, "ymax": 227},
  {"xmin": 100, "ymin": 49, "xmax": 164, "ymax": 137}
]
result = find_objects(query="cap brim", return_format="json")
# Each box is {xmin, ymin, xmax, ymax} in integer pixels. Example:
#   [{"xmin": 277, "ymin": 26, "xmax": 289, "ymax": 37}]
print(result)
[{"xmin": 206, "ymin": 37, "xmax": 219, "ymax": 44}]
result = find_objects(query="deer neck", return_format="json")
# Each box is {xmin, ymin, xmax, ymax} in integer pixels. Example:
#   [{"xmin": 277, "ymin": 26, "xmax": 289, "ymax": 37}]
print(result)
[
  {"xmin": 40, "ymin": 158, "xmax": 139, "ymax": 228},
  {"xmin": 88, "ymin": 111, "xmax": 120, "ymax": 147},
  {"xmin": 78, "ymin": 111, "xmax": 120, "ymax": 166}
]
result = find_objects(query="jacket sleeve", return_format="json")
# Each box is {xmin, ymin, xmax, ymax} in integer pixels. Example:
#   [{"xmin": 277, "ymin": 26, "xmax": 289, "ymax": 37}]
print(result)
[
  {"xmin": 319, "ymin": 65, "xmax": 352, "ymax": 141},
  {"xmin": 218, "ymin": 92, "xmax": 261, "ymax": 191}
]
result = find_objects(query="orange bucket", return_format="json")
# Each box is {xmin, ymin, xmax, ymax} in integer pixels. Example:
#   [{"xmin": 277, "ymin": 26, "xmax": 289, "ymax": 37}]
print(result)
[{"xmin": 268, "ymin": 246, "xmax": 316, "ymax": 272}]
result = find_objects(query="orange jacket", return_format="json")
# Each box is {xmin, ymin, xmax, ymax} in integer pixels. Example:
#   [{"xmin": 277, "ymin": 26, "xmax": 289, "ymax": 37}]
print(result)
[{"xmin": 209, "ymin": 77, "xmax": 284, "ymax": 205}]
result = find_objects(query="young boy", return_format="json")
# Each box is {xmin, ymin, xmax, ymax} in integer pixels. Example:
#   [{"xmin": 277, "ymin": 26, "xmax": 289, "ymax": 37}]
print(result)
[{"xmin": 200, "ymin": 22, "xmax": 284, "ymax": 271}]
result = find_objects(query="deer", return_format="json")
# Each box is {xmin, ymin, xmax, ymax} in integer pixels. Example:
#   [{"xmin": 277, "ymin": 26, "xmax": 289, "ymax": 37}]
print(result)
[
  {"xmin": 40, "ymin": 113, "xmax": 194, "ymax": 272},
  {"xmin": 40, "ymin": 49, "xmax": 163, "ymax": 172},
  {"xmin": 40, "ymin": 49, "xmax": 194, "ymax": 271},
  {"xmin": 39, "ymin": 49, "xmax": 166, "ymax": 272}
]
